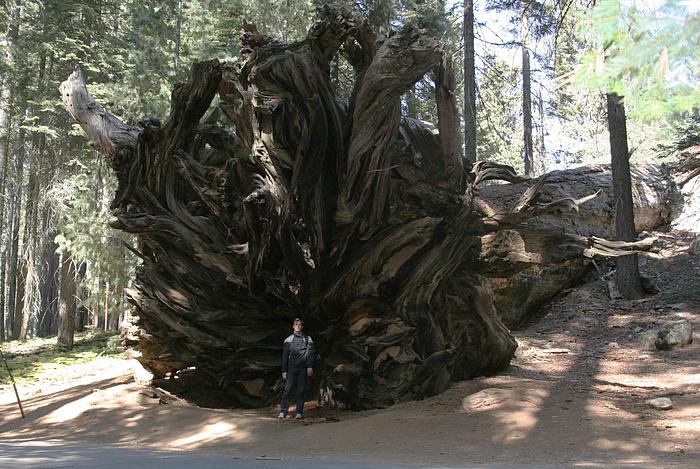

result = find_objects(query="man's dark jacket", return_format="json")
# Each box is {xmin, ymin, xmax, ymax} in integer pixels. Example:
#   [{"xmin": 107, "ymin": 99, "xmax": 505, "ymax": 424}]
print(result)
[{"xmin": 282, "ymin": 332, "xmax": 315, "ymax": 371}]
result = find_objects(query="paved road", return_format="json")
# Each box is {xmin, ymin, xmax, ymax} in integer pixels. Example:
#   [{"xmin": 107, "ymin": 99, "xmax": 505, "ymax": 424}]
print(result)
[
  {"xmin": 0, "ymin": 442, "xmax": 414, "ymax": 468},
  {"xmin": 0, "ymin": 442, "xmax": 557, "ymax": 469}
]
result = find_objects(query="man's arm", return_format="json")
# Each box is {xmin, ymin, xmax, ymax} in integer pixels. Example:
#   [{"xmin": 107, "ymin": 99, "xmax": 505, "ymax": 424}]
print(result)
[
  {"xmin": 305, "ymin": 336, "xmax": 315, "ymax": 371},
  {"xmin": 282, "ymin": 339, "xmax": 290, "ymax": 376}
]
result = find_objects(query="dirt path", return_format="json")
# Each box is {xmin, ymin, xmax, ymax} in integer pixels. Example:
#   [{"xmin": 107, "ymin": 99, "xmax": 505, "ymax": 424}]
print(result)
[{"xmin": 1, "ymin": 231, "xmax": 698, "ymax": 468}]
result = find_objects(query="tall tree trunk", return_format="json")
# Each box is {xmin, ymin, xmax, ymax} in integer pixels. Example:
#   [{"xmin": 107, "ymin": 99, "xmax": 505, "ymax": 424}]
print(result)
[
  {"xmin": 18, "ymin": 154, "xmax": 39, "ymax": 340},
  {"xmin": 520, "ymin": 0, "xmax": 534, "ymax": 176},
  {"xmin": 0, "ymin": 0, "xmax": 19, "ymax": 245},
  {"xmin": 0, "ymin": 49, "xmax": 13, "ymax": 341},
  {"xmin": 75, "ymin": 262, "xmax": 88, "ymax": 332},
  {"xmin": 463, "ymin": 0, "xmax": 476, "ymax": 163},
  {"xmin": 6, "ymin": 129, "xmax": 25, "ymax": 340},
  {"xmin": 18, "ymin": 47, "xmax": 50, "ymax": 340},
  {"xmin": 283, "ymin": 0, "xmax": 290, "ymax": 42},
  {"xmin": 121, "ymin": 279, "xmax": 132, "ymax": 332},
  {"xmin": 93, "ymin": 273, "xmax": 101, "ymax": 331},
  {"xmin": 0, "ymin": 86, "xmax": 12, "ymax": 244},
  {"xmin": 13, "ymin": 259, "xmax": 26, "ymax": 340},
  {"xmin": 606, "ymin": 93, "xmax": 644, "ymax": 299},
  {"xmin": 109, "ymin": 281, "xmax": 120, "ymax": 331},
  {"xmin": 57, "ymin": 250, "xmax": 77, "ymax": 347},
  {"xmin": 35, "ymin": 50, "xmax": 59, "ymax": 337},
  {"xmin": 0, "ymin": 247, "xmax": 6, "ymax": 341},
  {"xmin": 0, "ymin": 96, "xmax": 9, "ymax": 339},
  {"xmin": 4, "ymin": 2, "xmax": 29, "ymax": 335},
  {"xmin": 0, "ymin": 103, "xmax": 7, "ymax": 340},
  {"xmin": 174, "ymin": 0, "xmax": 182, "ymax": 77},
  {"xmin": 435, "ymin": 56, "xmax": 463, "ymax": 191},
  {"xmin": 537, "ymin": 90, "xmax": 546, "ymax": 174},
  {"xmin": 38, "ymin": 236, "xmax": 60, "ymax": 337},
  {"xmin": 103, "ymin": 280, "xmax": 109, "ymax": 332}
]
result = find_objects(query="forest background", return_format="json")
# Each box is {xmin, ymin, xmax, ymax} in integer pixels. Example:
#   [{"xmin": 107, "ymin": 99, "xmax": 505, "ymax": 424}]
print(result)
[{"xmin": 0, "ymin": 0, "xmax": 697, "ymax": 343}]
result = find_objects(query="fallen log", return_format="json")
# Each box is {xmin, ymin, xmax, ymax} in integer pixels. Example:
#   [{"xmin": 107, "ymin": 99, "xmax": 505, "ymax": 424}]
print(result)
[{"xmin": 482, "ymin": 164, "xmax": 678, "ymax": 327}]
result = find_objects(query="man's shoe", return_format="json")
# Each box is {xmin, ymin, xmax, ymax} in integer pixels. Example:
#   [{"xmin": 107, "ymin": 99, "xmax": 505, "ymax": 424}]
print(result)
[
  {"xmin": 294, "ymin": 413, "xmax": 303, "ymax": 420},
  {"xmin": 277, "ymin": 412, "xmax": 286, "ymax": 419}
]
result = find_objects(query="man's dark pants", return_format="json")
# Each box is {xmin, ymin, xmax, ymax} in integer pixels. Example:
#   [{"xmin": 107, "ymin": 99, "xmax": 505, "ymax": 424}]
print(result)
[{"xmin": 280, "ymin": 367, "xmax": 307, "ymax": 415}]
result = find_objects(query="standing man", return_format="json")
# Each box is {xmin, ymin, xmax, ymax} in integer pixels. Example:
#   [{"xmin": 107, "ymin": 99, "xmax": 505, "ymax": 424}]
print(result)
[{"xmin": 278, "ymin": 318, "xmax": 315, "ymax": 419}]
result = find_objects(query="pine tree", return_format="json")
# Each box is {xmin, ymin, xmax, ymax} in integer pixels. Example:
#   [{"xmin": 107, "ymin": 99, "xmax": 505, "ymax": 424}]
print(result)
[
  {"xmin": 572, "ymin": 0, "xmax": 700, "ymax": 298},
  {"xmin": 464, "ymin": 0, "xmax": 476, "ymax": 163},
  {"xmin": 57, "ymin": 250, "xmax": 77, "ymax": 347},
  {"xmin": 520, "ymin": 0, "xmax": 534, "ymax": 175},
  {"xmin": 606, "ymin": 92, "xmax": 643, "ymax": 299}
]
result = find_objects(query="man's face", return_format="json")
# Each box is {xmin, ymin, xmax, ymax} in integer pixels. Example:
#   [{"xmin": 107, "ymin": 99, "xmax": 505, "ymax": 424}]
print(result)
[{"xmin": 293, "ymin": 321, "xmax": 303, "ymax": 333}]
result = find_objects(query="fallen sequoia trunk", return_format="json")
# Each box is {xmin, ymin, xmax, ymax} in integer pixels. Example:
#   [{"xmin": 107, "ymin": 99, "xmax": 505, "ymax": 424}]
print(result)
[
  {"xmin": 483, "ymin": 164, "xmax": 679, "ymax": 327},
  {"xmin": 60, "ymin": 6, "xmax": 652, "ymax": 409},
  {"xmin": 672, "ymin": 145, "xmax": 700, "ymax": 233}
]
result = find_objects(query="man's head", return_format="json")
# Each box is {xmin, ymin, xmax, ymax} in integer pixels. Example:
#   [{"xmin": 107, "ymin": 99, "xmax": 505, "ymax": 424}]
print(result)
[{"xmin": 293, "ymin": 318, "xmax": 303, "ymax": 333}]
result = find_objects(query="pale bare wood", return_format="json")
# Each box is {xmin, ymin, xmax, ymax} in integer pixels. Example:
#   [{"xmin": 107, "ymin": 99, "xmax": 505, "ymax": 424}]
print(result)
[{"xmin": 59, "ymin": 67, "xmax": 139, "ymax": 160}]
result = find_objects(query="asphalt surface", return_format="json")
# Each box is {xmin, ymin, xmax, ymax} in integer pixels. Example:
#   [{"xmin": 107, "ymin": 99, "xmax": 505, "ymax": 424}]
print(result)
[
  {"xmin": 0, "ymin": 442, "xmax": 556, "ymax": 468},
  {"xmin": 0, "ymin": 442, "xmax": 413, "ymax": 468}
]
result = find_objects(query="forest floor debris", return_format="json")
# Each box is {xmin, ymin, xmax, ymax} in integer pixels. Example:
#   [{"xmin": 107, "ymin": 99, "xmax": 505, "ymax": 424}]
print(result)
[{"xmin": 0, "ymin": 230, "xmax": 698, "ymax": 468}]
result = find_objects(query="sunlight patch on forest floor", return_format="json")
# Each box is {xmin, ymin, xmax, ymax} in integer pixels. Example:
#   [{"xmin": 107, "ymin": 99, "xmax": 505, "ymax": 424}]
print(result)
[{"xmin": 0, "ymin": 332, "xmax": 127, "ymax": 393}]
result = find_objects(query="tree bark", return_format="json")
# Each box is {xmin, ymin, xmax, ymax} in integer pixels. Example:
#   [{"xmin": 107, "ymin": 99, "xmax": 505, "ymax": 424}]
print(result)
[
  {"xmin": 18, "ymin": 154, "xmax": 39, "ymax": 340},
  {"xmin": 14, "ymin": 258, "xmax": 26, "ymax": 340},
  {"xmin": 463, "ymin": 0, "xmax": 476, "ymax": 164},
  {"xmin": 521, "ymin": 0, "xmax": 534, "ymax": 176},
  {"xmin": 38, "ymin": 236, "xmax": 60, "ymax": 337},
  {"xmin": 0, "ymin": 85, "xmax": 12, "ymax": 245},
  {"xmin": 174, "ymin": 0, "xmax": 183, "ymax": 77},
  {"xmin": 109, "ymin": 281, "xmax": 121, "ymax": 331},
  {"xmin": 0, "ymin": 84, "xmax": 11, "ymax": 340},
  {"xmin": 6, "ymin": 128, "xmax": 25, "ymax": 340},
  {"xmin": 0, "ymin": 0, "xmax": 20, "ymax": 245},
  {"xmin": 74, "ymin": 262, "xmax": 88, "ymax": 332},
  {"xmin": 58, "ymin": 250, "xmax": 77, "ymax": 347},
  {"xmin": 0, "ymin": 246, "xmax": 6, "ymax": 341},
  {"xmin": 60, "ymin": 6, "xmax": 651, "ymax": 409},
  {"xmin": 537, "ymin": 90, "xmax": 546, "ymax": 175},
  {"xmin": 606, "ymin": 93, "xmax": 644, "ymax": 299},
  {"xmin": 435, "ymin": 56, "xmax": 463, "ymax": 191},
  {"xmin": 0, "ymin": 0, "xmax": 24, "ymax": 342},
  {"xmin": 103, "ymin": 280, "xmax": 109, "ymax": 332},
  {"xmin": 93, "ymin": 275, "xmax": 101, "ymax": 331}
]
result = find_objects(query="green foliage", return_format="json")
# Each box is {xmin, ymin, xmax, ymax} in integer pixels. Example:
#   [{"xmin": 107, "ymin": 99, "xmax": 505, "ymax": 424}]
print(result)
[
  {"xmin": 557, "ymin": 106, "xmax": 670, "ymax": 166},
  {"xmin": 547, "ymin": 0, "xmax": 698, "ymax": 168},
  {"xmin": 239, "ymin": 0, "xmax": 316, "ymax": 41},
  {"xmin": 576, "ymin": 0, "xmax": 700, "ymax": 120},
  {"xmin": 354, "ymin": 0, "xmax": 399, "ymax": 34},
  {"xmin": 402, "ymin": 0, "xmax": 449, "ymax": 37},
  {"xmin": 657, "ymin": 109, "xmax": 700, "ymax": 155},
  {"xmin": 50, "ymin": 157, "xmax": 138, "ymax": 312},
  {"xmin": 476, "ymin": 53, "xmax": 522, "ymax": 169}
]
